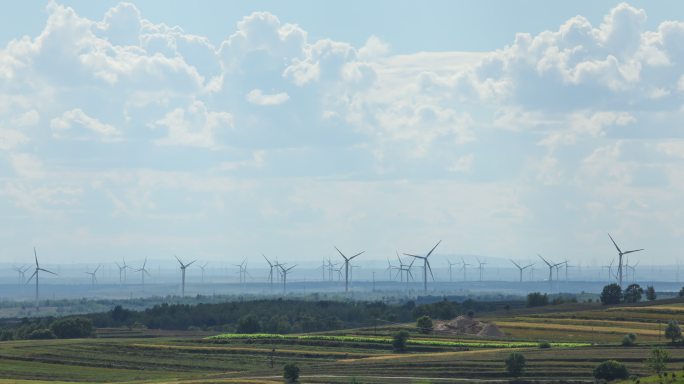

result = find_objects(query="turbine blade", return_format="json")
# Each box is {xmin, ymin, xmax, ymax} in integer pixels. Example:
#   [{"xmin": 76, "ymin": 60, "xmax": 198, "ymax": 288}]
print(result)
[
  {"xmin": 39, "ymin": 268, "xmax": 57, "ymax": 275},
  {"xmin": 426, "ymin": 240, "xmax": 442, "ymax": 258},
  {"xmin": 623, "ymin": 249, "xmax": 644, "ymax": 255},
  {"xmin": 608, "ymin": 233, "xmax": 622, "ymax": 254},
  {"xmin": 510, "ymin": 259, "xmax": 521, "ymax": 269},
  {"xmin": 26, "ymin": 270, "xmax": 37, "ymax": 283},
  {"xmin": 403, "ymin": 253, "xmax": 422, "ymax": 258},
  {"xmin": 349, "ymin": 251, "xmax": 365, "ymax": 260},
  {"xmin": 427, "ymin": 260, "xmax": 435, "ymax": 280},
  {"xmin": 186, "ymin": 260, "xmax": 197, "ymax": 267},
  {"xmin": 34, "ymin": 247, "xmax": 39, "ymax": 267}
]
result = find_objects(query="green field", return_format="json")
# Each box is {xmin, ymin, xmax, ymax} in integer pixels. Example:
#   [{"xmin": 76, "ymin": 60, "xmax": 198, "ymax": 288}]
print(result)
[{"xmin": 3, "ymin": 300, "xmax": 684, "ymax": 383}]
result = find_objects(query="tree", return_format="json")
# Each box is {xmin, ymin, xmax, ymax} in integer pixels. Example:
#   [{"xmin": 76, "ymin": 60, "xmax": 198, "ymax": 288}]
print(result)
[
  {"xmin": 665, "ymin": 320, "xmax": 681, "ymax": 343},
  {"xmin": 50, "ymin": 317, "xmax": 93, "ymax": 339},
  {"xmin": 621, "ymin": 333, "xmax": 637, "ymax": 346},
  {"xmin": 622, "ymin": 284, "xmax": 643, "ymax": 303},
  {"xmin": 679, "ymin": 286, "xmax": 684, "ymax": 297},
  {"xmin": 283, "ymin": 363, "xmax": 300, "ymax": 383},
  {"xmin": 236, "ymin": 314, "xmax": 261, "ymax": 334},
  {"xmin": 646, "ymin": 347, "xmax": 669, "ymax": 374},
  {"xmin": 392, "ymin": 330, "xmax": 410, "ymax": 352},
  {"xmin": 28, "ymin": 328, "xmax": 55, "ymax": 339},
  {"xmin": 526, "ymin": 292, "xmax": 548, "ymax": 307},
  {"xmin": 416, "ymin": 315, "xmax": 433, "ymax": 334},
  {"xmin": 504, "ymin": 352, "xmax": 526, "ymax": 377},
  {"xmin": 600, "ymin": 283, "xmax": 622, "ymax": 305},
  {"xmin": 593, "ymin": 360, "xmax": 629, "ymax": 381},
  {"xmin": 646, "ymin": 285, "xmax": 657, "ymax": 301}
]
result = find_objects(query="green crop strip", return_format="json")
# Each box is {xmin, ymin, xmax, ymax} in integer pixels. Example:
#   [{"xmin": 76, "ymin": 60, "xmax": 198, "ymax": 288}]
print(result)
[{"xmin": 207, "ymin": 333, "xmax": 590, "ymax": 348}]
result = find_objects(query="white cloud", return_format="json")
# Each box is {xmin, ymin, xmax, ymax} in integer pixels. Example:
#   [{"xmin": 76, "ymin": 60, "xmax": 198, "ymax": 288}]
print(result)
[
  {"xmin": 0, "ymin": 129, "xmax": 28, "ymax": 150},
  {"xmin": 10, "ymin": 110, "xmax": 40, "ymax": 126},
  {"xmin": 245, "ymin": 89, "xmax": 290, "ymax": 106},
  {"xmin": 50, "ymin": 108, "xmax": 120, "ymax": 139},
  {"xmin": 9, "ymin": 153, "xmax": 45, "ymax": 179},
  {"xmin": 151, "ymin": 100, "xmax": 233, "ymax": 148}
]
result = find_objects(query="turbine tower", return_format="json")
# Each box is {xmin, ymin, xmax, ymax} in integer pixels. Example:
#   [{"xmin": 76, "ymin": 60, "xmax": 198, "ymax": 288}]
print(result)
[
  {"xmin": 263, "ymin": 254, "xmax": 276, "ymax": 290},
  {"xmin": 13, "ymin": 265, "xmax": 29, "ymax": 285},
  {"xmin": 199, "ymin": 262, "xmax": 208, "ymax": 283},
  {"xmin": 608, "ymin": 233, "xmax": 644, "ymax": 287},
  {"xmin": 475, "ymin": 257, "xmax": 487, "ymax": 282},
  {"xmin": 334, "ymin": 246, "xmax": 364, "ymax": 293},
  {"xmin": 115, "ymin": 259, "xmax": 129, "ymax": 284},
  {"xmin": 447, "ymin": 259, "xmax": 457, "ymax": 282},
  {"xmin": 175, "ymin": 255, "xmax": 196, "ymax": 297},
  {"xmin": 26, "ymin": 247, "xmax": 57, "ymax": 310},
  {"xmin": 404, "ymin": 240, "xmax": 441, "ymax": 293},
  {"xmin": 538, "ymin": 254, "xmax": 563, "ymax": 283},
  {"xmin": 235, "ymin": 259, "xmax": 247, "ymax": 285},
  {"xmin": 460, "ymin": 257, "xmax": 471, "ymax": 281},
  {"xmin": 510, "ymin": 259, "xmax": 533, "ymax": 282},
  {"xmin": 85, "ymin": 265, "xmax": 101, "ymax": 286}
]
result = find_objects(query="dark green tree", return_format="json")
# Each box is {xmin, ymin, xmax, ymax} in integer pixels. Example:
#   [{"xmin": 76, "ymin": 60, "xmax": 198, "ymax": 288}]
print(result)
[
  {"xmin": 526, "ymin": 292, "xmax": 548, "ymax": 307},
  {"xmin": 392, "ymin": 330, "xmax": 410, "ymax": 352},
  {"xmin": 504, "ymin": 352, "xmax": 526, "ymax": 377},
  {"xmin": 665, "ymin": 320, "xmax": 681, "ymax": 343},
  {"xmin": 236, "ymin": 314, "xmax": 261, "ymax": 334},
  {"xmin": 622, "ymin": 283, "xmax": 643, "ymax": 303},
  {"xmin": 600, "ymin": 283, "xmax": 622, "ymax": 305},
  {"xmin": 416, "ymin": 315, "xmax": 433, "ymax": 334},
  {"xmin": 679, "ymin": 286, "xmax": 684, "ymax": 297},
  {"xmin": 621, "ymin": 333, "xmax": 637, "ymax": 346},
  {"xmin": 593, "ymin": 360, "xmax": 629, "ymax": 381},
  {"xmin": 28, "ymin": 328, "xmax": 55, "ymax": 339},
  {"xmin": 50, "ymin": 317, "xmax": 93, "ymax": 339},
  {"xmin": 646, "ymin": 285, "xmax": 657, "ymax": 301},
  {"xmin": 283, "ymin": 363, "xmax": 300, "ymax": 383}
]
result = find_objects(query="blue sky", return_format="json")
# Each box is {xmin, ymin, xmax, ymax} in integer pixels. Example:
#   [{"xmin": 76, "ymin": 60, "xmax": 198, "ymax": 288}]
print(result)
[{"xmin": 1, "ymin": 1, "xmax": 684, "ymax": 265}]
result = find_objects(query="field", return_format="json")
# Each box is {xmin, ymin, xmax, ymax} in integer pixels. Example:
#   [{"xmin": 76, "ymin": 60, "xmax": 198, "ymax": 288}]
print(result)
[{"xmin": 3, "ymin": 300, "xmax": 684, "ymax": 383}]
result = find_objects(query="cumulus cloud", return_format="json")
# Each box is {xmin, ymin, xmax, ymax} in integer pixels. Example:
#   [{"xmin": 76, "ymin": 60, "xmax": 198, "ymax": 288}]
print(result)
[
  {"xmin": 245, "ymin": 89, "xmax": 290, "ymax": 105},
  {"xmin": 151, "ymin": 100, "xmax": 233, "ymax": 148},
  {"xmin": 50, "ymin": 108, "xmax": 120, "ymax": 139}
]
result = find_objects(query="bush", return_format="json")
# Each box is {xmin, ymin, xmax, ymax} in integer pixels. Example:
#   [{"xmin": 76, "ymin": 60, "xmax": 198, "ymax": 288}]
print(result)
[
  {"xmin": 28, "ymin": 328, "xmax": 55, "ymax": 339},
  {"xmin": 283, "ymin": 363, "xmax": 300, "ymax": 383},
  {"xmin": 526, "ymin": 292, "xmax": 548, "ymax": 307},
  {"xmin": 50, "ymin": 317, "xmax": 93, "ymax": 339},
  {"xmin": 665, "ymin": 320, "xmax": 682, "ymax": 343},
  {"xmin": 538, "ymin": 341, "xmax": 551, "ymax": 349},
  {"xmin": 505, "ymin": 352, "xmax": 526, "ymax": 376},
  {"xmin": 646, "ymin": 347, "xmax": 669, "ymax": 374},
  {"xmin": 593, "ymin": 360, "xmax": 629, "ymax": 381},
  {"xmin": 416, "ymin": 315, "xmax": 433, "ymax": 334},
  {"xmin": 621, "ymin": 333, "xmax": 637, "ymax": 346},
  {"xmin": 600, "ymin": 284, "xmax": 622, "ymax": 305},
  {"xmin": 646, "ymin": 286, "xmax": 657, "ymax": 301},
  {"xmin": 622, "ymin": 284, "xmax": 643, "ymax": 303},
  {"xmin": 392, "ymin": 330, "xmax": 410, "ymax": 352},
  {"xmin": 679, "ymin": 286, "xmax": 684, "ymax": 297}
]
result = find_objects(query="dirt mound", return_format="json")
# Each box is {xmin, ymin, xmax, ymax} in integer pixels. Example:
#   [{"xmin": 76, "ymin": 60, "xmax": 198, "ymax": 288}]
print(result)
[{"xmin": 434, "ymin": 316, "xmax": 504, "ymax": 337}]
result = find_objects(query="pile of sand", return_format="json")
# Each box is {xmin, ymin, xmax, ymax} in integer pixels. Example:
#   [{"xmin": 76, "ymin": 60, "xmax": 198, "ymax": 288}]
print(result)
[{"xmin": 433, "ymin": 315, "xmax": 504, "ymax": 337}]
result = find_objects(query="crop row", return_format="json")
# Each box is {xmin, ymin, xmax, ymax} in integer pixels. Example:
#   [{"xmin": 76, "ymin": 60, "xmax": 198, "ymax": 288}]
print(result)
[{"xmin": 208, "ymin": 333, "xmax": 590, "ymax": 348}]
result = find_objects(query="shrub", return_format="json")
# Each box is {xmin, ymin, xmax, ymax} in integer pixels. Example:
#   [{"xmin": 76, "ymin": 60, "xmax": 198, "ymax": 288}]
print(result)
[
  {"xmin": 621, "ymin": 333, "xmax": 637, "ymax": 346},
  {"xmin": 679, "ymin": 286, "xmax": 684, "ymax": 297},
  {"xmin": 600, "ymin": 284, "xmax": 622, "ymax": 305},
  {"xmin": 665, "ymin": 320, "xmax": 681, "ymax": 343},
  {"xmin": 28, "ymin": 328, "xmax": 55, "ymax": 339},
  {"xmin": 593, "ymin": 360, "xmax": 629, "ymax": 381},
  {"xmin": 50, "ymin": 317, "xmax": 93, "ymax": 339},
  {"xmin": 538, "ymin": 341, "xmax": 551, "ymax": 349},
  {"xmin": 505, "ymin": 352, "xmax": 526, "ymax": 377},
  {"xmin": 622, "ymin": 284, "xmax": 643, "ymax": 303},
  {"xmin": 283, "ymin": 363, "xmax": 300, "ymax": 383},
  {"xmin": 416, "ymin": 315, "xmax": 433, "ymax": 334},
  {"xmin": 392, "ymin": 330, "xmax": 410, "ymax": 352},
  {"xmin": 646, "ymin": 285, "xmax": 657, "ymax": 301},
  {"xmin": 646, "ymin": 347, "xmax": 669, "ymax": 374},
  {"xmin": 526, "ymin": 292, "xmax": 548, "ymax": 307}
]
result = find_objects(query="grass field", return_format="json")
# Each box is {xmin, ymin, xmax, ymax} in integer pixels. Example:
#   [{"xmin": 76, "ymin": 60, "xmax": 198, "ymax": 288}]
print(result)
[{"xmin": 3, "ymin": 300, "xmax": 684, "ymax": 383}]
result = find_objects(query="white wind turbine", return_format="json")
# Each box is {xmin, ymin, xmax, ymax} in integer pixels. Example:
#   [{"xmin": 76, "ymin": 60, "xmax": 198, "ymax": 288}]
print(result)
[{"xmin": 26, "ymin": 247, "xmax": 57, "ymax": 310}]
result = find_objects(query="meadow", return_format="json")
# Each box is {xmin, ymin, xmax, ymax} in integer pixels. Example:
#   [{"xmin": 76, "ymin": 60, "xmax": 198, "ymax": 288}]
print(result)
[{"xmin": 2, "ymin": 300, "xmax": 684, "ymax": 383}]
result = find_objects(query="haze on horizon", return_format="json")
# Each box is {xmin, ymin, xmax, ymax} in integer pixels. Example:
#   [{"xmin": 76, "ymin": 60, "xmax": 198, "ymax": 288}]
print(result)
[{"xmin": 1, "ymin": 1, "xmax": 684, "ymax": 266}]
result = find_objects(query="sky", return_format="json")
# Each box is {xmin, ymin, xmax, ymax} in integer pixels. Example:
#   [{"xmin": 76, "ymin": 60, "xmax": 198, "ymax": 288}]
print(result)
[{"xmin": 1, "ymin": 1, "xmax": 684, "ymax": 266}]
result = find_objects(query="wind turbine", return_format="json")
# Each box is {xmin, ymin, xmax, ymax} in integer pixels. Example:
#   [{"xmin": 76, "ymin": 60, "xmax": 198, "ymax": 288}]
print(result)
[
  {"xmin": 175, "ymin": 255, "xmax": 196, "ymax": 297},
  {"xmin": 85, "ymin": 265, "xmax": 101, "ymax": 286},
  {"xmin": 26, "ymin": 247, "xmax": 57, "ymax": 310},
  {"xmin": 608, "ymin": 233, "xmax": 644, "ymax": 287},
  {"xmin": 234, "ymin": 259, "xmax": 247, "ymax": 285},
  {"xmin": 404, "ymin": 240, "xmax": 441, "ymax": 293},
  {"xmin": 280, "ymin": 264, "xmax": 296, "ymax": 294},
  {"xmin": 538, "ymin": 254, "xmax": 563, "ymax": 283},
  {"xmin": 460, "ymin": 257, "xmax": 471, "ymax": 281},
  {"xmin": 510, "ymin": 260, "xmax": 533, "ymax": 282},
  {"xmin": 135, "ymin": 259, "xmax": 151, "ymax": 286},
  {"xmin": 447, "ymin": 259, "xmax": 458, "ymax": 282},
  {"xmin": 385, "ymin": 257, "xmax": 396, "ymax": 281},
  {"xmin": 395, "ymin": 257, "xmax": 416, "ymax": 290},
  {"xmin": 263, "ymin": 254, "xmax": 276, "ymax": 290},
  {"xmin": 475, "ymin": 257, "xmax": 487, "ymax": 282},
  {"xmin": 114, "ymin": 259, "xmax": 129, "ymax": 284},
  {"xmin": 13, "ymin": 265, "xmax": 29, "ymax": 284},
  {"xmin": 199, "ymin": 262, "xmax": 208, "ymax": 283},
  {"xmin": 334, "ymin": 246, "xmax": 364, "ymax": 293}
]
